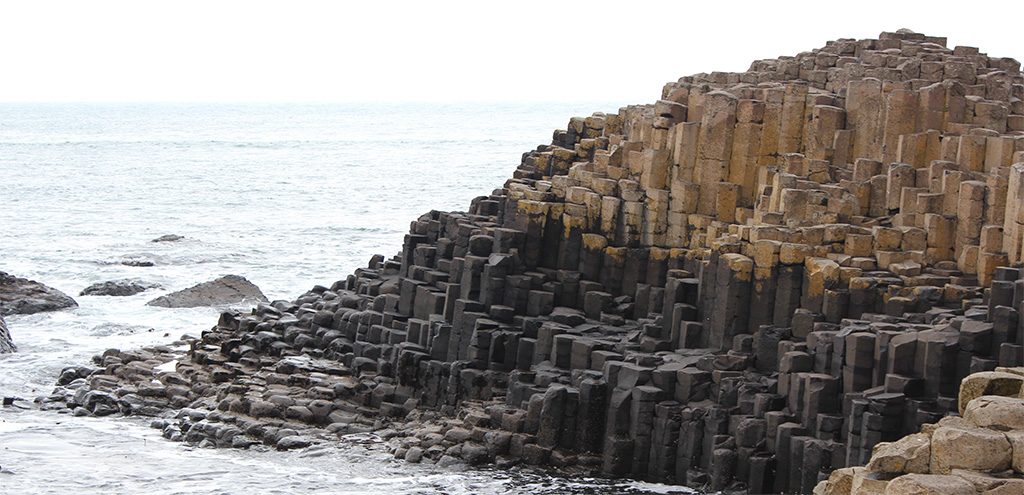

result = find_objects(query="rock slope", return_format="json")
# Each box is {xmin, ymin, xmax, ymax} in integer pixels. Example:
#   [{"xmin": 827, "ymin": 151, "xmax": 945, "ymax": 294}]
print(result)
[
  {"xmin": 44, "ymin": 30, "xmax": 1024, "ymax": 494},
  {"xmin": 1, "ymin": 315, "xmax": 14, "ymax": 353},
  {"xmin": 146, "ymin": 275, "xmax": 267, "ymax": 308}
]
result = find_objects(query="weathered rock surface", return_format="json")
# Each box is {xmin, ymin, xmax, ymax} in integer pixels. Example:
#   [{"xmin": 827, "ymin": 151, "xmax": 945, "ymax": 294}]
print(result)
[
  {"xmin": 80, "ymin": 279, "xmax": 160, "ymax": 297},
  {"xmin": 44, "ymin": 30, "xmax": 1024, "ymax": 493},
  {"xmin": 146, "ymin": 275, "xmax": 266, "ymax": 308},
  {"xmin": 0, "ymin": 271, "xmax": 78, "ymax": 316},
  {"xmin": 0, "ymin": 314, "xmax": 14, "ymax": 353}
]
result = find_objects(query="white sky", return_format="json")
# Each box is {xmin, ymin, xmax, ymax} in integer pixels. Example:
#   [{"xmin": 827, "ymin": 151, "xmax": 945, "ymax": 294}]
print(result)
[{"xmin": 0, "ymin": 0, "xmax": 1020, "ymax": 104}]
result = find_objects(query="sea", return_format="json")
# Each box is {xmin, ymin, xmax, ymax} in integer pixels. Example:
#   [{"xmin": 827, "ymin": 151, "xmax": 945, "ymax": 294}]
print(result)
[{"xmin": 0, "ymin": 103, "xmax": 694, "ymax": 494}]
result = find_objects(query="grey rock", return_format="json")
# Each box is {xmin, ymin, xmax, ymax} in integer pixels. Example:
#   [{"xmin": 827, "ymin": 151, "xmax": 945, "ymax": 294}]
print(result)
[
  {"xmin": 146, "ymin": 275, "xmax": 268, "ymax": 308},
  {"xmin": 0, "ymin": 271, "xmax": 78, "ymax": 316},
  {"xmin": 0, "ymin": 315, "xmax": 14, "ymax": 353},
  {"xmin": 151, "ymin": 234, "xmax": 185, "ymax": 243},
  {"xmin": 80, "ymin": 279, "xmax": 160, "ymax": 297},
  {"xmin": 276, "ymin": 435, "xmax": 314, "ymax": 450}
]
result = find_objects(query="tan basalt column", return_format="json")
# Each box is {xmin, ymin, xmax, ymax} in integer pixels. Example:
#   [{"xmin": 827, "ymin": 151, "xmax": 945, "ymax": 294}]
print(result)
[
  {"xmin": 847, "ymin": 78, "xmax": 884, "ymax": 162},
  {"xmin": 778, "ymin": 82, "xmax": 808, "ymax": 155},
  {"xmin": 881, "ymin": 89, "xmax": 920, "ymax": 164},
  {"xmin": 757, "ymin": 87, "xmax": 785, "ymax": 167},
  {"xmin": 886, "ymin": 163, "xmax": 916, "ymax": 211},
  {"xmin": 729, "ymin": 99, "xmax": 764, "ymax": 206},
  {"xmin": 695, "ymin": 91, "xmax": 738, "ymax": 215},
  {"xmin": 1003, "ymin": 163, "xmax": 1024, "ymax": 264},
  {"xmin": 955, "ymin": 180, "xmax": 987, "ymax": 262},
  {"xmin": 806, "ymin": 105, "xmax": 846, "ymax": 162},
  {"xmin": 671, "ymin": 122, "xmax": 700, "ymax": 183}
]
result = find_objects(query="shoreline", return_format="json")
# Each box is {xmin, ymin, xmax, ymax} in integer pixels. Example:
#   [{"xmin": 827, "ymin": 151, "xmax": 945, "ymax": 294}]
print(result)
[{"xmin": 16, "ymin": 28, "xmax": 1024, "ymax": 494}]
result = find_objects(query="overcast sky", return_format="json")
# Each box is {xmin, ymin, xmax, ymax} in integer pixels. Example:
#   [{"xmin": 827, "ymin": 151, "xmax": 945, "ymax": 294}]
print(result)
[{"xmin": 0, "ymin": 1, "xmax": 1020, "ymax": 104}]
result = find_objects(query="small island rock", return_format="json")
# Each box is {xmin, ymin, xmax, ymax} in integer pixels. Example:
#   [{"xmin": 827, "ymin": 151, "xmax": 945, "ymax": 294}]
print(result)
[
  {"xmin": 0, "ymin": 271, "xmax": 78, "ymax": 316},
  {"xmin": 80, "ymin": 279, "xmax": 160, "ymax": 297},
  {"xmin": 146, "ymin": 275, "xmax": 267, "ymax": 308}
]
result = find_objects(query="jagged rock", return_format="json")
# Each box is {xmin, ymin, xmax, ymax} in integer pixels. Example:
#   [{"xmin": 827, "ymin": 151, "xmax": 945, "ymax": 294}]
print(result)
[
  {"xmin": 963, "ymin": 395, "xmax": 1024, "ymax": 431},
  {"xmin": 0, "ymin": 271, "xmax": 78, "ymax": 316},
  {"xmin": 146, "ymin": 275, "xmax": 267, "ymax": 308},
  {"xmin": 151, "ymin": 234, "xmax": 185, "ymax": 242},
  {"xmin": 0, "ymin": 315, "xmax": 14, "ymax": 353},
  {"xmin": 866, "ymin": 433, "xmax": 930, "ymax": 474},
  {"xmin": 80, "ymin": 279, "xmax": 160, "ymax": 297}
]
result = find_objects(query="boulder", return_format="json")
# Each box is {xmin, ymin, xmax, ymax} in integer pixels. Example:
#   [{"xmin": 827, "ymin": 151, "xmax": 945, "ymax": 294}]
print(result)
[
  {"xmin": 884, "ymin": 474, "xmax": 975, "ymax": 495},
  {"xmin": 930, "ymin": 425, "xmax": 1012, "ymax": 474},
  {"xmin": 151, "ymin": 234, "xmax": 185, "ymax": 243},
  {"xmin": 958, "ymin": 372, "xmax": 1024, "ymax": 414},
  {"xmin": 963, "ymin": 395, "xmax": 1024, "ymax": 431},
  {"xmin": 0, "ymin": 271, "xmax": 78, "ymax": 316},
  {"xmin": 146, "ymin": 275, "xmax": 267, "ymax": 308},
  {"xmin": 867, "ymin": 433, "xmax": 931, "ymax": 474},
  {"xmin": 0, "ymin": 315, "xmax": 14, "ymax": 353},
  {"xmin": 80, "ymin": 279, "xmax": 160, "ymax": 297},
  {"xmin": 1007, "ymin": 430, "xmax": 1024, "ymax": 473}
]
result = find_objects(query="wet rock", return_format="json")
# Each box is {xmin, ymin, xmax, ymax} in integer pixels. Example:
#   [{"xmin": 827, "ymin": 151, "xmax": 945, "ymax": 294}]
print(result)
[
  {"xmin": 0, "ymin": 315, "xmax": 14, "ymax": 353},
  {"xmin": 0, "ymin": 271, "xmax": 78, "ymax": 316},
  {"xmin": 80, "ymin": 279, "xmax": 160, "ymax": 297},
  {"xmin": 146, "ymin": 275, "xmax": 267, "ymax": 308},
  {"xmin": 151, "ymin": 234, "xmax": 185, "ymax": 243}
]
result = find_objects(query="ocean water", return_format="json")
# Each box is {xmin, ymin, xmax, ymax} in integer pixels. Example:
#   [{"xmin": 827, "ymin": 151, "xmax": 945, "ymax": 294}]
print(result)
[{"xmin": 0, "ymin": 103, "xmax": 692, "ymax": 494}]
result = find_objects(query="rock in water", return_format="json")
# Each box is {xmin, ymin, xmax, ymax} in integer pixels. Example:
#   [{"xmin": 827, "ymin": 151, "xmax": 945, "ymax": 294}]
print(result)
[
  {"xmin": 0, "ymin": 315, "xmax": 14, "ymax": 353},
  {"xmin": 151, "ymin": 234, "xmax": 185, "ymax": 243},
  {"xmin": 146, "ymin": 275, "xmax": 267, "ymax": 308},
  {"xmin": 80, "ymin": 279, "xmax": 160, "ymax": 297},
  {"xmin": 0, "ymin": 271, "xmax": 78, "ymax": 316}
]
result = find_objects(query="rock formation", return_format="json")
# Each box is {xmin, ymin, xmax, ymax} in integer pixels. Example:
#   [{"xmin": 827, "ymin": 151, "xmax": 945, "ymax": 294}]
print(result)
[
  {"xmin": 81, "ymin": 279, "xmax": 160, "ymax": 297},
  {"xmin": 816, "ymin": 368, "xmax": 1024, "ymax": 494},
  {"xmin": 146, "ymin": 275, "xmax": 267, "ymax": 308},
  {"xmin": 0, "ymin": 271, "xmax": 78, "ymax": 316},
  {"xmin": 45, "ymin": 30, "xmax": 1024, "ymax": 493},
  {"xmin": 1, "ymin": 315, "xmax": 15, "ymax": 353}
]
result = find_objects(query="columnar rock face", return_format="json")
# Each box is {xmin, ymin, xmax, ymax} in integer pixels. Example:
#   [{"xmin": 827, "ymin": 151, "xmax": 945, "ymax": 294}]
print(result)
[
  {"xmin": 816, "ymin": 368, "xmax": 1024, "ymax": 495},
  {"xmin": 46, "ymin": 30, "xmax": 1024, "ymax": 493}
]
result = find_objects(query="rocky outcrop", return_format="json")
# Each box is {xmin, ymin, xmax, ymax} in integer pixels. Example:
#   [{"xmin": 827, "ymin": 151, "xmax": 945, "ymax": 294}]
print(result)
[
  {"xmin": 146, "ymin": 275, "xmax": 267, "ymax": 308},
  {"xmin": 45, "ymin": 30, "xmax": 1024, "ymax": 493},
  {"xmin": 80, "ymin": 279, "xmax": 160, "ymax": 297},
  {"xmin": 815, "ymin": 369, "xmax": 1024, "ymax": 494},
  {"xmin": 0, "ymin": 271, "xmax": 78, "ymax": 316},
  {"xmin": 0, "ymin": 315, "xmax": 14, "ymax": 353},
  {"xmin": 151, "ymin": 234, "xmax": 185, "ymax": 243}
]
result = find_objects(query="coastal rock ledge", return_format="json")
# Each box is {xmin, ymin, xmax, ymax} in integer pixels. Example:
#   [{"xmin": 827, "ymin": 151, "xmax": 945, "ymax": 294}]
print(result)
[
  {"xmin": 1, "ymin": 315, "xmax": 14, "ymax": 353},
  {"xmin": 45, "ymin": 30, "xmax": 1024, "ymax": 493}
]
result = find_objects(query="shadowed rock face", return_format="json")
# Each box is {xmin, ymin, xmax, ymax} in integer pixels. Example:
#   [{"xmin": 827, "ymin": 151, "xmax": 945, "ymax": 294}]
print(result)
[
  {"xmin": 0, "ymin": 271, "xmax": 78, "ymax": 316},
  {"xmin": 146, "ymin": 275, "xmax": 267, "ymax": 308},
  {"xmin": 0, "ymin": 315, "xmax": 14, "ymax": 353},
  {"xmin": 80, "ymin": 279, "xmax": 160, "ymax": 297}
]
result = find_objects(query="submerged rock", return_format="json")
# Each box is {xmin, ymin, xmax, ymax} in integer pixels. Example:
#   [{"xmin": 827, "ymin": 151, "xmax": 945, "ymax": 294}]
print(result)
[
  {"xmin": 0, "ymin": 271, "xmax": 78, "ymax": 316},
  {"xmin": 0, "ymin": 315, "xmax": 14, "ymax": 353},
  {"xmin": 146, "ymin": 275, "xmax": 267, "ymax": 308},
  {"xmin": 80, "ymin": 279, "xmax": 160, "ymax": 297},
  {"xmin": 151, "ymin": 234, "xmax": 185, "ymax": 243}
]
